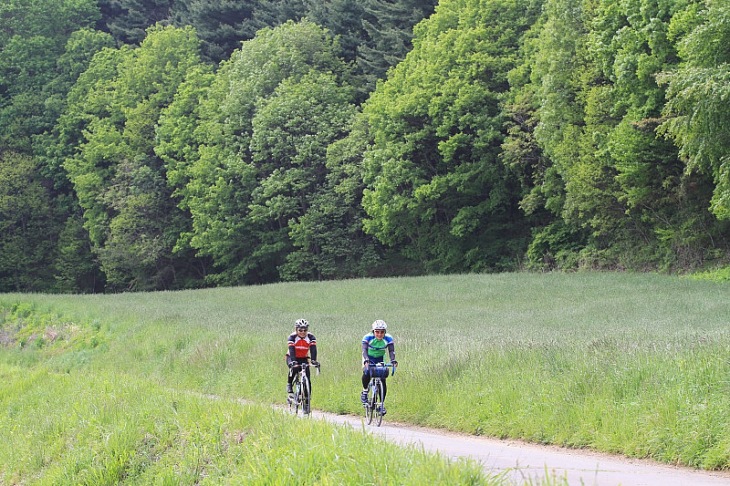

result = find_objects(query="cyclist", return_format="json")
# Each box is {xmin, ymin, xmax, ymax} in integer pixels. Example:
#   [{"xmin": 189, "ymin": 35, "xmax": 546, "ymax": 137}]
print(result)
[
  {"xmin": 286, "ymin": 318, "xmax": 319, "ymax": 396},
  {"xmin": 361, "ymin": 319, "xmax": 397, "ymax": 414}
]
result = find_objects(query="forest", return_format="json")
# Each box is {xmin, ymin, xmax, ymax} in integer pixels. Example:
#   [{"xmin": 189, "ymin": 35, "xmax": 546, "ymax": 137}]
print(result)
[{"xmin": 1, "ymin": 0, "xmax": 729, "ymax": 293}]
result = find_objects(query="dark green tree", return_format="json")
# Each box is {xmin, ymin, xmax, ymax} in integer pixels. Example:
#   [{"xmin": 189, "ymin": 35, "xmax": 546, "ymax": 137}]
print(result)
[
  {"xmin": 169, "ymin": 0, "xmax": 260, "ymax": 63},
  {"xmin": 304, "ymin": 0, "xmax": 366, "ymax": 65},
  {"xmin": 357, "ymin": 0, "xmax": 437, "ymax": 92},
  {"xmin": 39, "ymin": 29, "xmax": 116, "ymax": 188},
  {"xmin": 53, "ymin": 213, "xmax": 105, "ymax": 293},
  {"xmin": 529, "ymin": 0, "xmax": 724, "ymax": 270},
  {"xmin": 252, "ymin": 0, "xmax": 308, "ymax": 28},
  {"xmin": 97, "ymin": 0, "xmax": 174, "ymax": 45},
  {"xmin": 0, "ymin": 152, "xmax": 59, "ymax": 292},
  {"xmin": 499, "ymin": 6, "xmax": 588, "ymax": 270},
  {"xmin": 287, "ymin": 115, "xmax": 403, "ymax": 280},
  {"xmin": 0, "ymin": 0, "xmax": 100, "ymax": 154},
  {"xmin": 246, "ymin": 71, "xmax": 358, "ymax": 280},
  {"xmin": 155, "ymin": 64, "xmax": 215, "ymax": 265},
  {"xmin": 0, "ymin": 1, "xmax": 112, "ymax": 292}
]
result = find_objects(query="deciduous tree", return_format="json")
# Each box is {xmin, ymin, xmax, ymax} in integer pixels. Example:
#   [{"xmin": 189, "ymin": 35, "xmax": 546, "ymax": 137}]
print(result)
[
  {"xmin": 63, "ymin": 25, "xmax": 206, "ymax": 290},
  {"xmin": 362, "ymin": 0, "xmax": 541, "ymax": 272},
  {"xmin": 660, "ymin": 1, "xmax": 730, "ymax": 221},
  {"xmin": 182, "ymin": 20, "xmax": 353, "ymax": 284}
]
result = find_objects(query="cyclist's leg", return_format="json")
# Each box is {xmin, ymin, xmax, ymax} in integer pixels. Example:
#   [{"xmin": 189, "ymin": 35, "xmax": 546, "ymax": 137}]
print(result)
[
  {"xmin": 287, "ymin": 367, "xmax": 294, "ymax": 393},
  {"xmin": 381, "ymin": 377, "xmax": 387, "ymax": 401},
  {"xmin": 360, "ymin": 367, "xmax": 370, "ymax": 403}
]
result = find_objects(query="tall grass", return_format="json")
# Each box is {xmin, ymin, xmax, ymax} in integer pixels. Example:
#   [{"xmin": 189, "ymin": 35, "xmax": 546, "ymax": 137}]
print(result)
[
  {"xmin": 2, "ymin": 272, "xmax": 729, "ymax": 477},
  {"xmin": 0, "ymin": 365, "xmax": 490, "ymax": 484}
]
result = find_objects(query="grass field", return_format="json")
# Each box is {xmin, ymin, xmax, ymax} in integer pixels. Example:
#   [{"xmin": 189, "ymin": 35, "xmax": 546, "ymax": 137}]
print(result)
[{"xmin": 1, "ymin": 272, "xmax": 729, "ymax": 482}]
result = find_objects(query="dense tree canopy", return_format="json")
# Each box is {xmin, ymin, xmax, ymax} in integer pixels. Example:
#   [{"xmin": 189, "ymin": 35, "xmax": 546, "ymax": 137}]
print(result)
[
  {"xmin": 0, "ymin": 0, "xmax": 101, "ymax": 153},
  {"xmin": 362, "ymin": 0, "xmax": 542, "ymax": 272},
  {"xmin": 1, "ymin": 0, "xmax": 730, "ymax": 292}
]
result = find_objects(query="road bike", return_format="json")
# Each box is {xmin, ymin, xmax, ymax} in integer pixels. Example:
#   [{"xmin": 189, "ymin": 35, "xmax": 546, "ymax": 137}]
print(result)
[
  {"xmin": 363, "ymin": 362, "xmax": 396, "ymax": 426},
  {"xmin": 287, "ymin": 361, "xmax": 319, "ymax": 416}
]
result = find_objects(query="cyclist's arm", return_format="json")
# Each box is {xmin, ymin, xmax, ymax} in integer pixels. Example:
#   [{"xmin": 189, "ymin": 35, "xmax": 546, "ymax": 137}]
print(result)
[
  {"xmin": 362, "ymin": 341, "xmax": 369, "ymax": 363},
  {"xmin": 287, "ymin": 338, "xmax": 296, "ymax": 365},
  {"xmin": 387, "ymin": 342, "xmax": 395, "ymax": 363},
  {"xmin": 309, "ymin": 343, "xmax": 317, "ymax": 362}
]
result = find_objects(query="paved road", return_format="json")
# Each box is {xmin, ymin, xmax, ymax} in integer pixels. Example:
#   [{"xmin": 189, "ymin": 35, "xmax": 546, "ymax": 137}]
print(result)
[{"xmin": 308, "ymin": 410, "xmax": 730, "ymax": 486}]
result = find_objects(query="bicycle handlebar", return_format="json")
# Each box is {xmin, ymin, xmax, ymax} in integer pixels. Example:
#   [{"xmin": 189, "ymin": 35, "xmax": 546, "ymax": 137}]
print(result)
[
  {"xmin": 364, "ymin": 361, "xmax": 397, "ymax": 375},
  {"xmin": 291, "ymin": 361, "xmax": 321, "ymax": 374}
]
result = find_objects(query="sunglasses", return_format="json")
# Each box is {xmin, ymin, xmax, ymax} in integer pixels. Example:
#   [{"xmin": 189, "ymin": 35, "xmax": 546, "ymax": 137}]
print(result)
[
  {"xmin": 297, "ymin": 328, "xmax": 308, "ymax": 332},
  {"xmin": 373, "ymin": 329, "xmax": 385, "ymax": 333}
]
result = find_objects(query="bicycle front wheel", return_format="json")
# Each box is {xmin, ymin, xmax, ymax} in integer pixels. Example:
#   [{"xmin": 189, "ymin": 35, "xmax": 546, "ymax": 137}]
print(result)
[
  {"xmin": 301, "ymin": 374, "xmax": 311, "ymax": 415},
  {"xmin": 365, "ymin": 381, "xmax": 375, "ymax": 424},
  {"xmin": 374, "ymin": 380, "xmax": 384, "ymax": 426},
  {"xmin": 292, "ymin": 381, "xmax": 302, "ymax": 415}
]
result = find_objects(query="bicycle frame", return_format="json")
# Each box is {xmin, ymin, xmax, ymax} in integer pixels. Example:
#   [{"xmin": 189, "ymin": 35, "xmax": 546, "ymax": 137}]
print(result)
[{"xmin": 363, "ymin": 362, "xmax": 396, "ymax": 426}]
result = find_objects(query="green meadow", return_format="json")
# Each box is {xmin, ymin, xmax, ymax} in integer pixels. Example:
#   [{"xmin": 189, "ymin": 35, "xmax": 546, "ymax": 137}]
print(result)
[{"xmin": 2, "ymin": 272, "xmax": 729, "ymax": 483}]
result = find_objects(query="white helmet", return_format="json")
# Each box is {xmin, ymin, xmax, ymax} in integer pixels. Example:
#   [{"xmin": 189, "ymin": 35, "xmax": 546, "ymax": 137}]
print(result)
[
  {"xmin": 372, "ymin": 319, "xmax": 387, "ymax": 331},
  {"xmin": 295, "ymin": 318, "xmax": 309, "ymax": 330}
]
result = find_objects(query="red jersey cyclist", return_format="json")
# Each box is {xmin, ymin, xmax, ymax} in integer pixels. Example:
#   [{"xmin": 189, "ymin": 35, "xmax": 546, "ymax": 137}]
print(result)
[
  {"xmin": 360, "ymin": 319, "xmax": 397, "ymax": 414},
  {"xmin": 286, "ymin": 318, "xmax": 319, "ymax": 395}
]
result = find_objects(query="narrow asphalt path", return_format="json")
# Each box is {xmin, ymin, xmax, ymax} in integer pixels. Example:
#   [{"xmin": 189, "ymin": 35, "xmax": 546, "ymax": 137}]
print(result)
[{"xmin": 305, "ymin": 409, "xmax": 730, "ymax": 486}]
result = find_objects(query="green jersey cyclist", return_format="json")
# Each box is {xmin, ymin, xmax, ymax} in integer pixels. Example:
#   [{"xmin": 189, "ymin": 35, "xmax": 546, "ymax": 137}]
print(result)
[{"xmin": 360, "ymin": 319, "xmax": 397, "ymax": 414}]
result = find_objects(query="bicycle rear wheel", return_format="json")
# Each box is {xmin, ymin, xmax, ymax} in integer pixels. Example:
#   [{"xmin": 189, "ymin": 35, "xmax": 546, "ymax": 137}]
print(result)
[{"xmin": 374, "ymin": 380, "xmax": 384, "ymax": 426}]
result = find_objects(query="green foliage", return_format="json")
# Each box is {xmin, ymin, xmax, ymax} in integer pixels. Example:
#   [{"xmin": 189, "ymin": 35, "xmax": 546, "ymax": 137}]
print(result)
[
  {"xmin": 525, "ymin": 0, "xmax": 730, "ymax": 271},
  {"xmin": 689, "ymin": 266, "xmax": 730, "ymax": 282},
  {"xmin": 248, "ymin": 72, "xmax": 358, "ymax": 280},
  {"xmin": 304, "ymin": 0, "xmax": 366, "ymax": 64},
  {"xmin": 53, "ymin": 213, "xmax": 104, "ymax": 293},
  {"xmin": 362, "ymin": 0, "xmax": 541, "ymax": 272},
  {"xmin": 284, "ymin": 116, "xmax": 390, "ymax": 280},
  {"xmin": 0, "ymin": 0, "xmax": 100, "ymax": 153},
  {"xmin": 37, "ymin": 28, "xmax": 115, "ymax": 193},
  {"xmin": 97, "ymin": 0, "xmax": 174, "ymax": 45},
  {"xmin": 0, "ymin": 153, "xmax": 60, "ymax": 292},
  {"xmin": 181, "ymin": 20, "xmax": 356, "ymax": 285},
  {"xmin": 169, "ymin": 0, "xmax": 259, "ymax": 63},
  {"xmin": 525, "ymin": 221, "xmax": 586, "ymax": 270},
  {"xmin": 659, "ymin": 2, "xmax": 730, "ymax": 221},
  {"xmin": 62, "ymin": 25, "xmax": 207, "ymax": 290},
  {"xmin": 4, "ymin": 0, "xmax": 730, "ymax": 289},
  {"xmin": 356, "ymin": 0, "xmax": 438, "ymax": 93}
]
